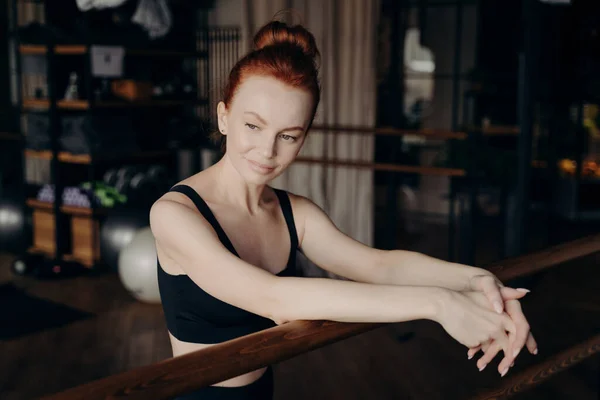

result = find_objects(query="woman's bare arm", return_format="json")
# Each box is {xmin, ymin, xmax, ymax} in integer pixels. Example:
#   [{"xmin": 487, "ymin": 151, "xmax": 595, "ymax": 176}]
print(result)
[
  {"xmin": 150, "ymin": 198, "xmax": 446, "ymax": 326},
  {"xmin": 292, "ymin": 194, "xmax": 485, "ymax": 290},
  {"xmin": 268, "ymin": 277, "xmax": 444, "ymax": 324}
]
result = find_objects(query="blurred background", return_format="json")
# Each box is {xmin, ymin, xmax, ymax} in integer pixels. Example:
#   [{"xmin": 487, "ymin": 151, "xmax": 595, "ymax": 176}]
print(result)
[{"xmin": 0, "ymin": 0, "xmax": 598, "ymax": 399}]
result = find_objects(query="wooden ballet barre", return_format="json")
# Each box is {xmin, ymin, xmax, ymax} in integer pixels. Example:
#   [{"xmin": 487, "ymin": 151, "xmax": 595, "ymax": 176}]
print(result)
[
  {"xmin": 42, "ymin": 234, "xmax": 600, "ymax": 400},
  {"xmin": 485, "ymin": 233, "xmax": 600, "ymax": 282},
  {"xmin": 469, "ymin": 333, "xmax": 600, "ymax": 400},
  {"xmin": 310, "ymin": 124, "xmax": 468, "ymax": 140},
  {"xmin": 42, "ymin": 320, "xmax": 382, "ymax": 400},
  {"xmin": 294, "ymin": 156, "xmax": 467, "ymax": 177}
]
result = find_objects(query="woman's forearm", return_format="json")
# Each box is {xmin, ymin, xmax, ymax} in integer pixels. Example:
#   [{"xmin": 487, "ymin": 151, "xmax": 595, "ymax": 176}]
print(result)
[
  {"xmin": 270, "ymin": 276, "xmax": 447, "ymax": 325},
  {"xmin": 374, "ymin": 250, "xmax": 487, "ymax": 291}
]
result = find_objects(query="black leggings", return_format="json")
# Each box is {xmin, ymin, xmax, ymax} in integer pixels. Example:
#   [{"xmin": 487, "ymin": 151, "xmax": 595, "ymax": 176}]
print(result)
[{"xmin": 174, "ymin": 367, "xmax": 274, "ymax": 400}]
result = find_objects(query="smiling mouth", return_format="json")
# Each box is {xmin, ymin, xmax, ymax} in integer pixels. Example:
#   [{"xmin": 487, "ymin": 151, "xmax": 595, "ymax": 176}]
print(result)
[{"xmin": 247, "ymin": 159, "xmax": 276, "ymax": 173}]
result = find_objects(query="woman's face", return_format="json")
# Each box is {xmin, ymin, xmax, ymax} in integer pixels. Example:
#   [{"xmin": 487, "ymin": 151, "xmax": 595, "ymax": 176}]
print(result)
[{"xmin": 217, "ymin": 75, "xmax": 313, "ymax": 185}]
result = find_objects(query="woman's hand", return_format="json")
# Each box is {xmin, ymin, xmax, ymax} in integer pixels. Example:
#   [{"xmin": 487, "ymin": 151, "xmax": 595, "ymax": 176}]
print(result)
[
  {"xmin": 468, "ymin": 273, "xmax": 538, "ymax": 353},
  {"xmin": 468, "ymin": 272, "xmax": 516, "ymax": 314},
  {"xmin": 434, "ymin": 289, "xmax": 517, "ymax": 357},
  {"xmin": 463, "ymin": 288, "xmax": 538, "ymax": 376}
]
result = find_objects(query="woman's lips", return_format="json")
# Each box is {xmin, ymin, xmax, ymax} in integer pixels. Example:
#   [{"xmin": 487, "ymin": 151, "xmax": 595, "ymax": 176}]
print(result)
[{"xmin": 247, "ymin": 159, "xmax": 276, "ymax": 174}]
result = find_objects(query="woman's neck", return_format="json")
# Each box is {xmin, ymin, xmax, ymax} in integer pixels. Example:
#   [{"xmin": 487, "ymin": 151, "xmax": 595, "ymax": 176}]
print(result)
[{"xmin": 207, "ymin": 155, "xmax": 270, "ymax": 215}]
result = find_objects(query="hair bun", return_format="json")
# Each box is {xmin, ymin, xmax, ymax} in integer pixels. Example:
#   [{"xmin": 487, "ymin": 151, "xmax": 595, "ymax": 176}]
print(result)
[{"xmin": 253, "ymin": 21, "xmax": 319, "ymax": 61}]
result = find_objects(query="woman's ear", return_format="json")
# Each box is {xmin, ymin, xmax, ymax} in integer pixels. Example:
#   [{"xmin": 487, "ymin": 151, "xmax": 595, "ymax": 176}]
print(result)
[{"xmin": 217, "ymin": 101, "xmax": 228, "ymax": 135}]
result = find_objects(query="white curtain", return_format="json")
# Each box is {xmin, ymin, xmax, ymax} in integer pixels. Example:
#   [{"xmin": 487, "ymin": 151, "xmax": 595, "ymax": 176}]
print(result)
[{"xmin": 241, "ymin": 0, "xmax": 379, "ymax": 278}]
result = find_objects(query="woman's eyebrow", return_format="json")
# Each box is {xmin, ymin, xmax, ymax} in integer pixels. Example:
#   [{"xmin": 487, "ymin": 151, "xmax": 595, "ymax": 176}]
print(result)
[
  {"xmin": 244, "ymin": 111, "xmax": 304, "ymax": 132},
  {"xmin": 244, "ymin": 111, "xmax": 267, "ymax": 125}
]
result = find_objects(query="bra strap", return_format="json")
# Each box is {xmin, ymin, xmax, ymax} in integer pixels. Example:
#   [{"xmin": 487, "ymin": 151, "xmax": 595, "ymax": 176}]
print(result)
[
  {"xmin": 169, "ymin": 185, "xmax": 239, "ymax": 257},
  {"xmin": 273, "ymin": 188, "xmax": 299, "ymax": 263}
]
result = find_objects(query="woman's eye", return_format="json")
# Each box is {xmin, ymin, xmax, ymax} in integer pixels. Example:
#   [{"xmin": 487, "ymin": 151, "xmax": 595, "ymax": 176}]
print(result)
[
  {"xmin": 245, "ymin": 123, "xmax": 258, "ymax": 130},
  {"xmin": 280, "ymin": 134, "xmax": 296, "ymax": 142}
]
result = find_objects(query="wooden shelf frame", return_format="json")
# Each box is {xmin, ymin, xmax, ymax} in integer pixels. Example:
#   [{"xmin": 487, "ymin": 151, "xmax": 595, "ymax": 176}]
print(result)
[
  {"xmin": 24, "ymin": 149, "xmax": 173, "ymax": 165},
  {"xmin": 26, "ymin": 198, "xmax": 107, "ymax": 217},
  {"xmin": 22, "ymin": 98, "xmax": 207, "ymax": 110},
  {"xmin": 19, "ymin": 44, "xmax": 208, "ymax": 58}
]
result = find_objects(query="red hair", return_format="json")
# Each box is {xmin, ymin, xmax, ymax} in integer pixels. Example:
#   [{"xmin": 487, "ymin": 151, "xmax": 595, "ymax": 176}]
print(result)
[{"xmin": 213, "ymin": 21, "xmax": 321, "ymax": 148}]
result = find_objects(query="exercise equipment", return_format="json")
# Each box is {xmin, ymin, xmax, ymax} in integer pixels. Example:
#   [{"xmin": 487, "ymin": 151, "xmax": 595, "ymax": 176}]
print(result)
[
  {"xmin": 11, "ymin": 253, "xmax": 44, "ymax": 276},
  {"xmin": 103, "ymin": 168, "xmax": 119, "ymax": 187},
  {"xmin": 100, "ymin": 206, "xmax": 149, "ymax": 271},
  {"xmin": 37, "ymin": 183, "xmax": 123, "ymax": 208},
  {"xmin": 80, "ymin": 182, "xmax": 127, "ymax": 208},
  {"xmin": 11, "ymin": 254, "xmax": 86, "ymax": 279},
  {"xmin": 118, "ymin": 227, "xmax": 161, "ymax": 303},
  {"xmin": 35, "ymin": 259, "xmax": 88, "ymax": 280},
  {"xmin": 147, "ymin": 165, "xmax": 168, "ymax": 182},
  {"xmin": 104, "ymin": 164, "xmax": 170, "ymax": 207},
  {"xmin": 0, "ymin": 193, "xmax": 31, "ymax": 252}
]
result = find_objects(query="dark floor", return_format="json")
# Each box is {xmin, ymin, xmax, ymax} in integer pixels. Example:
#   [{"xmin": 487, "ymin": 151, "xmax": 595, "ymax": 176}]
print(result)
[{"xmin": 0, "ymin": 219, "xmax": 599, "ymax": 400}]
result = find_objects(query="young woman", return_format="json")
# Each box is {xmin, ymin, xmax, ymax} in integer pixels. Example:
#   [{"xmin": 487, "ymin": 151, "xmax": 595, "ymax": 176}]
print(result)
[{"xmin": 150, "ymin": 20, "xmax": 537, "ymax": 400}]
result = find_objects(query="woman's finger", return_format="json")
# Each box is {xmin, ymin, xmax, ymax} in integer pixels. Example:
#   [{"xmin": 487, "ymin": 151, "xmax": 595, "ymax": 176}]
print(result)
[
  {"xmin": 497, "ymin": 329, "xmax": 517, "ymax": 375},
  {"xmin": 500, "ymin": 286, "xmax": 530, "ymax": 301},
  {"xmin": 501, "ymin": 314, "xmax": 518, "ymax": 335},
  {"xmin": 477, "ymin": 341, "xmax": 502, "ymax": 372},
  {"xmin": 481, "ymin": 341, "xmax": 491, "ymax": 353},
  {"xmin": 504, "ymin": 300, "xmax": 530, "ymax": 358},
  {"xmin": 468, "ymin": 346, "xmax": 481, "ymax": 360},
  {"xmin": 479, "ymin": 276, "xmax": 505, "ymax": 314},
  {"xmin": 526, "ymin": 332, "xmax": 538, "ymax": 355}
]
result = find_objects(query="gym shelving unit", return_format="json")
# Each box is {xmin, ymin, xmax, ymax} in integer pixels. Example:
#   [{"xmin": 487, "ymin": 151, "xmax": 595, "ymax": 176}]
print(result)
[
  {"xmin": 454, "ymin": 0, "xmax": 600, "ymax": 262},
  {"xmin": 9, "ymin": 0, "xmax": 212, "ymax": 273}
]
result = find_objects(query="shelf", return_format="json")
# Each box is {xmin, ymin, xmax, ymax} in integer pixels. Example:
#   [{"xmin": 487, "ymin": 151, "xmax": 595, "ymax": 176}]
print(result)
[
  {"xmin": 26, "ymin": 198, "xmax": 107, "ymax": 216},
  {"xmin": 464, "ymin": 125, "xmax": 520, "ymax": 136},
  {"xmin": 19, "ymin": 44, "xmax": 87, "ymax": 55},
  {"xmin": 23, "ymin": 99, "xmax": 89, "ymax": 110},
  {"xmin": 22, "ymin": 98, "xmax": 206, "ymax": 110},
  {"xmin": 95, "ymin": 99, "xmax": 208, "ymax": 107},
  {"xmin": 25, "ymin": 149, "xmax": 172, "ymax": 164},
  {"xmin": 127, "ymin": 49, "xmax": 208, "ymax": 58},
  {"xmin": 19, "ymin": 44, "xmax": 208, "ymax": 58}
]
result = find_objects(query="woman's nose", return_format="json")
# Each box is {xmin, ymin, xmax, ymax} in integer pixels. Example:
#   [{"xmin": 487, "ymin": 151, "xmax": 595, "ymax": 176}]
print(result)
[{"xmin": 260, "ymin": 136, "xmax": 277, "ymax": 158}]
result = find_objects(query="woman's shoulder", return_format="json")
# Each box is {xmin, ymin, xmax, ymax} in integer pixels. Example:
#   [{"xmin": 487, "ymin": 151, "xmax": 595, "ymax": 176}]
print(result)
[
  {"xmin": 279, "ymin": 190, "xmax": 321, "ymax": 212},
  {"xmin": 149, "ymin": 173, "xmax": 217, "ymax": 239},
  {"xmin": 157, "ymin": 171, "xmax": 213, "ymax": 208},
  {"xmin": 274, "ymin": 190, "xmax": 329, "ymax": 231},
  {"xmin": 152, "ymin": 171, "xmax": 210, "ymax": 219}
]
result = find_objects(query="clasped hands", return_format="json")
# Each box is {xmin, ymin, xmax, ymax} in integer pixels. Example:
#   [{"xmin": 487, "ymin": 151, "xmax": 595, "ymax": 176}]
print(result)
[{"xmin": 462, "ymin": 273, "xmax": 537, "ymax": 377}]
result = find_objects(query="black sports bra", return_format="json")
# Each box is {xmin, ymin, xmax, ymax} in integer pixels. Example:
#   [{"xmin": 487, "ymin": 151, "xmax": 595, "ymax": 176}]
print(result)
[{"xmin": 157, "ymin": 184, "xmax": 299, "ymax": 344}]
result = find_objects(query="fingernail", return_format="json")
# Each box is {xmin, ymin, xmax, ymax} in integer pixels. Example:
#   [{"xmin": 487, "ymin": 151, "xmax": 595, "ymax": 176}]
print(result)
[
  {"xmin": 500, "ymin": 368, "xmax": 508, "ymax": 377},
  {"xmin": 513, "ymin": 349, "xmax": 520, "ymax": 358},
  {"xmin": 494, "ymin": 301, "xmax": 503, "ymax": 314},
  {"xmin": 533, "ymin": 348, "xmax": 538, "ymax": 355},
  {"xmin": 479, "ymin": 364, "xmax": 486, "ymax": 372},
  {"xmin": 516, "ymin": 288, "xmax": 530, "ymax": 293},
  {"xmin": 468, "ymin": 353, "xmax": 473, "ymax": 360}
]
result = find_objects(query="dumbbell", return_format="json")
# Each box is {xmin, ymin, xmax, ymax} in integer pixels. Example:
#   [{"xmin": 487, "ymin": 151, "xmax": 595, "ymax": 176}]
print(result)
[
  {"xmin": 103, "ymin": 168, "xmax": 119, "ymax": 186},
  {"xmin": 11, "ymin": 253, "xmax": 45, "ymax": 276}
]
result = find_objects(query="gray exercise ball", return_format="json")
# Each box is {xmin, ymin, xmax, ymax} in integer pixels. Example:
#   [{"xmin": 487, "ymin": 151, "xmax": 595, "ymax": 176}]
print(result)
[
  {"xmin": 100, "ymin": 208, "xmax": 149, "ymax": 271},
  {"xmin": 0, "ymin": 194, "xmax": 31, "ymax": 252},
  {"xmin": 118, "ymin": 227, "xmax": 161, "ymax": 304}
]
